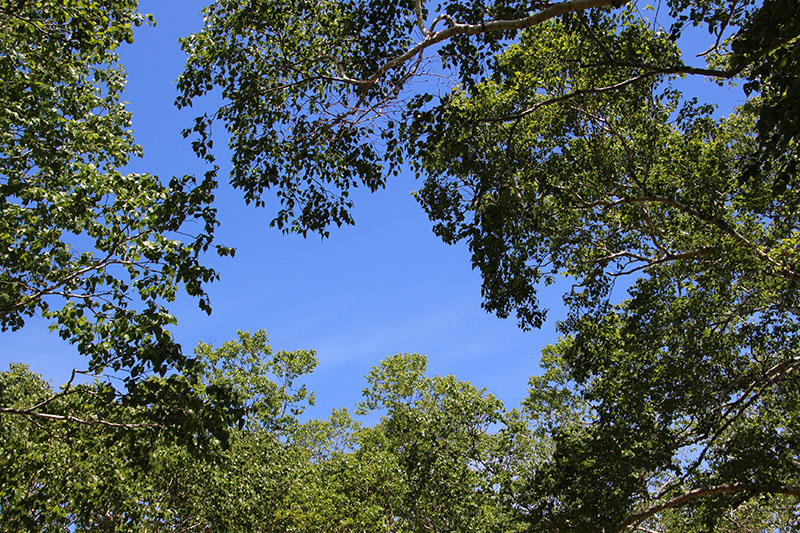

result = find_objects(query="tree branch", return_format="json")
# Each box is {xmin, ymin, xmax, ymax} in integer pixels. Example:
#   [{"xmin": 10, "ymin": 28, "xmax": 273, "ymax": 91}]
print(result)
[
  {"xmin": 483, "ymin": 68, "xmax": 686, "ymax": 123},
  {"xmin": 616, "ymin": 483, "xmax": 800, "ymax": 532},
  {"xmin": 361, "ymin": 0, "xmax": 630, "ymax": 90},
  {"xmin": 0, "ymin": 406, "xmax": 158, "ymax": 430},
  {"xmin": 415, "ymin": 0, "xmax": 430, "ymax": 37},
  {"xmin": 635, "ymin": 193, "xmax": 800, "ymax": 284}
]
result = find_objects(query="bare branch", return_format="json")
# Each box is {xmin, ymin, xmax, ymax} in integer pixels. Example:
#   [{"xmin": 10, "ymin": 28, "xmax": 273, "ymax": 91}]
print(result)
[
  {"xmin": 26, "ymin": 368, "xmax": 81, "ymax": 413},
  {"xmin": 0, "ymin": 251, "xmax": 116, "ymax": 316},
  {"xmin": 483, "ymin": 71, "xmax": 670, "ymax": 123},
  {"xmin": 415, "ymin": 0, "xmax": 430, "ymax": 37},
  {"xmin": 429, "ymin": 12, "xmax": 457, "ymax": 32}
]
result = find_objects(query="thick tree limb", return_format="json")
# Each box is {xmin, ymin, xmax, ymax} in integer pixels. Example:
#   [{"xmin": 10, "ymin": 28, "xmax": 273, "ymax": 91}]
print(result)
[
  {"xmin": 616, "ymin": 483, "xmax": 800, "ymax": 531},
  {"xmin": 415, "ymin": 0, "xmax": 430, "ymax": 36},
  {"xmin": 360, "ymin": 0, "xmax": 631, "ymax": 90}
]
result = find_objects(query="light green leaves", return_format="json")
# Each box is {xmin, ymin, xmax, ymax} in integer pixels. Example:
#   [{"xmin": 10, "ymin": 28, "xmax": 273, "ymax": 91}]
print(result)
[
  {"xmin": 194, "ymin": 329, "xmax": 318, "ymax": 430},
  {"xmin": 1, "ymin": 0, "xmax": 223, "ymax": 381}
]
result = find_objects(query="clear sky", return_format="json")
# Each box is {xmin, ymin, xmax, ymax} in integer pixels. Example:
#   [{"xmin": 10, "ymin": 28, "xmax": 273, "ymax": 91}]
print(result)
[{"xmin": 1, "ymin": 1, "xmax": 561, "ymax": 417}]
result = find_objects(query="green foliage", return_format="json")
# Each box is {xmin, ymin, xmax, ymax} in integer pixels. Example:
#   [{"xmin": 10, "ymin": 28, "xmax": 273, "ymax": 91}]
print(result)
[
  {"xmin": 192, "ymin": 329, "xmax": 318, "ymax": 430},
  {"xmin": 4, "ymin": 0, "xmax": 800, "ymax": 529},
  {"xmin": 0, "ymin": 363, "xmax": 158, "ymax": 530},
  {"xmin": 176, "ymin": 0, "xmax": 391, "ymax": 236},
  {"xmin": 407, "ymin": 5, "xmax": 800, "ymax": 527},
  {"xmin": 3, "ymin": 337, "xmax": 797, "ymax": 531},
  {"xmin": 0, "ymin": 0, "xmax": 230, "ymax": 381},
  {"xmin": 178, "ymin": 0, "xmax": 800, "ymax": 528},
  {"xmin": 355, "ymin": 354, "xmax": 514, "ymax": 531},
  {"xmin": 0, "ymin": 331, "xmax": 319, "ymax": 531},
  {"xmin": 0, "ymin": 345, "xmax": 532, "ymax": 531}
]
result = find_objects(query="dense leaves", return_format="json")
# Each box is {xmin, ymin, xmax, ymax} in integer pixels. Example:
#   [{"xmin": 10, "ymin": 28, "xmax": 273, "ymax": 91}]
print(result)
[
  {"xmin": 3, "ymin": 0, "xmax": 800, "ymax": 529},
  {"xmin": 0, "ymin": 0, "xmax": 250, "ymax": 497},
  {"xmin": 5, "ymin": 344, "xmax": 797, "ymax": 531},
  {"xmin": 0, "ymin": 344, "xmax": 525, "ymax": 531},
  {"xmin": 408, "ymin": 3, "xmax": 800, "ymax": 528},
  {"xmin": 176, "ymin": 0, "xmax": 631, "ymax": 236},
  {"xmin": 0, "ymin": 0, "xmax": 230, "ymax": 380},
  {"xmin": 0, "ymin": 332, "xmax": 310, "ymax": 530},
  {"xmin": 178, "ymin": 0, "xmax": 800, "ymax": 528}
]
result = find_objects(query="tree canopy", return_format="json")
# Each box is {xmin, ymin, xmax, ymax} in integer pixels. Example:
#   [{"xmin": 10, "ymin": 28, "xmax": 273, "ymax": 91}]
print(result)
[
  {"xmin": 176, "ymin": 0, "xmax": 800, "ymax": 527},
  {"xmin": 2, "ymin": 0, "xmax": 800, "ymax": 530},
  {"xmin": 0, "ymin": 0, "xmax": 239, "ymax": 449}
]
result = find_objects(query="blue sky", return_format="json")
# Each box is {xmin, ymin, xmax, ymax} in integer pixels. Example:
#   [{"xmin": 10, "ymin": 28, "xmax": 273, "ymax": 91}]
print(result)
[{"xmin": 1, "ymin": 1, "xmax": 559, "ymax": 416}]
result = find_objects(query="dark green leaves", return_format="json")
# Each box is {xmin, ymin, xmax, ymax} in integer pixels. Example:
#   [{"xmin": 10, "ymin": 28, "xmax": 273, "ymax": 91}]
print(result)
[{"xmin": 177, "ymin": 0, "xmax": 393, "ymax": 236}]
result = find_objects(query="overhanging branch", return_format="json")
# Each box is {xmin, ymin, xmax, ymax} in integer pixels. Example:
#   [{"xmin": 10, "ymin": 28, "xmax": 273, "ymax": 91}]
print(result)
[
  {"xmin": 360, "ymin": 0, "xmax": 631, "ymax": 90},
  {"xmin": 616, "ymin": 483, "xmax": 800, "ymax": 532}
]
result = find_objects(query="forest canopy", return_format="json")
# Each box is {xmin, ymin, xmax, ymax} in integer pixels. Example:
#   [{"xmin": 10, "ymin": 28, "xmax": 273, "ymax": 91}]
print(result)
[{"xmin": 2, "ymin": 0, "xmax": 799, "ymax": 530}]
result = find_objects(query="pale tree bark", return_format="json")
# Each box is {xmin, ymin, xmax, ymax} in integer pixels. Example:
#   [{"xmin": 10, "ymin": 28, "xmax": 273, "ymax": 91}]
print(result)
[
  {"xmin": 356, "ymin": 0, "xmax": 632, "ymax": 90},
  {"xmin": 615, "ymin": 483, "xmax": 800, "ymax": 532}
]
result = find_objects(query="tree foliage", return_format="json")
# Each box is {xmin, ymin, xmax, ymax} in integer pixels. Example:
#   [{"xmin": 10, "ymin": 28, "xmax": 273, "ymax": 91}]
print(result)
[
  {"xmin": 0, "ymin": 0, "xmax": 231, "ymax": 380},
  {"xmin": 0, "ymin": 331, "xmax": 313, "ymax": 530},
  {"xmin": 0, "ymin": 342, "xmax": 523, "ymax": 531},
  {"xmin": 5, "ymin": 345, "xmax": 798, "ymax": 530},
  {"xmin": 177, "ymin": 0, "xmax": 800, "ymax": 528},
  {"xmin": 0, "ymin": 0, "xmax": 248, "ymax": 472},
  {"xmin": 3, "ymin": 0, "xmax": 800, "ymax": 529}
]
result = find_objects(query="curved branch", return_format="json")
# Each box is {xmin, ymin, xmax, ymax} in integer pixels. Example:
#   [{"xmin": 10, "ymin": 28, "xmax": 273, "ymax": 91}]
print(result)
[
  {"xmin": 482, "ymin": 62, "xmax": 739, "ymax": 124},
  {"xmin": 0, "ymin": 252, "xmax": 117, "ymax": 316},
  {"xmin": 616, "ymin": 483, "xmax": 800, "ymax": 532},
  {"xmin": 361, "ymin": 0, "xmax": 630, "ymax": 90},
  {"xmin": 483, "ymin": 72, "xmax": 660, "ymax": 123},
  {"xmin": 415, "ymin": 0, "xmax": 430, "ymax": 36}
]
